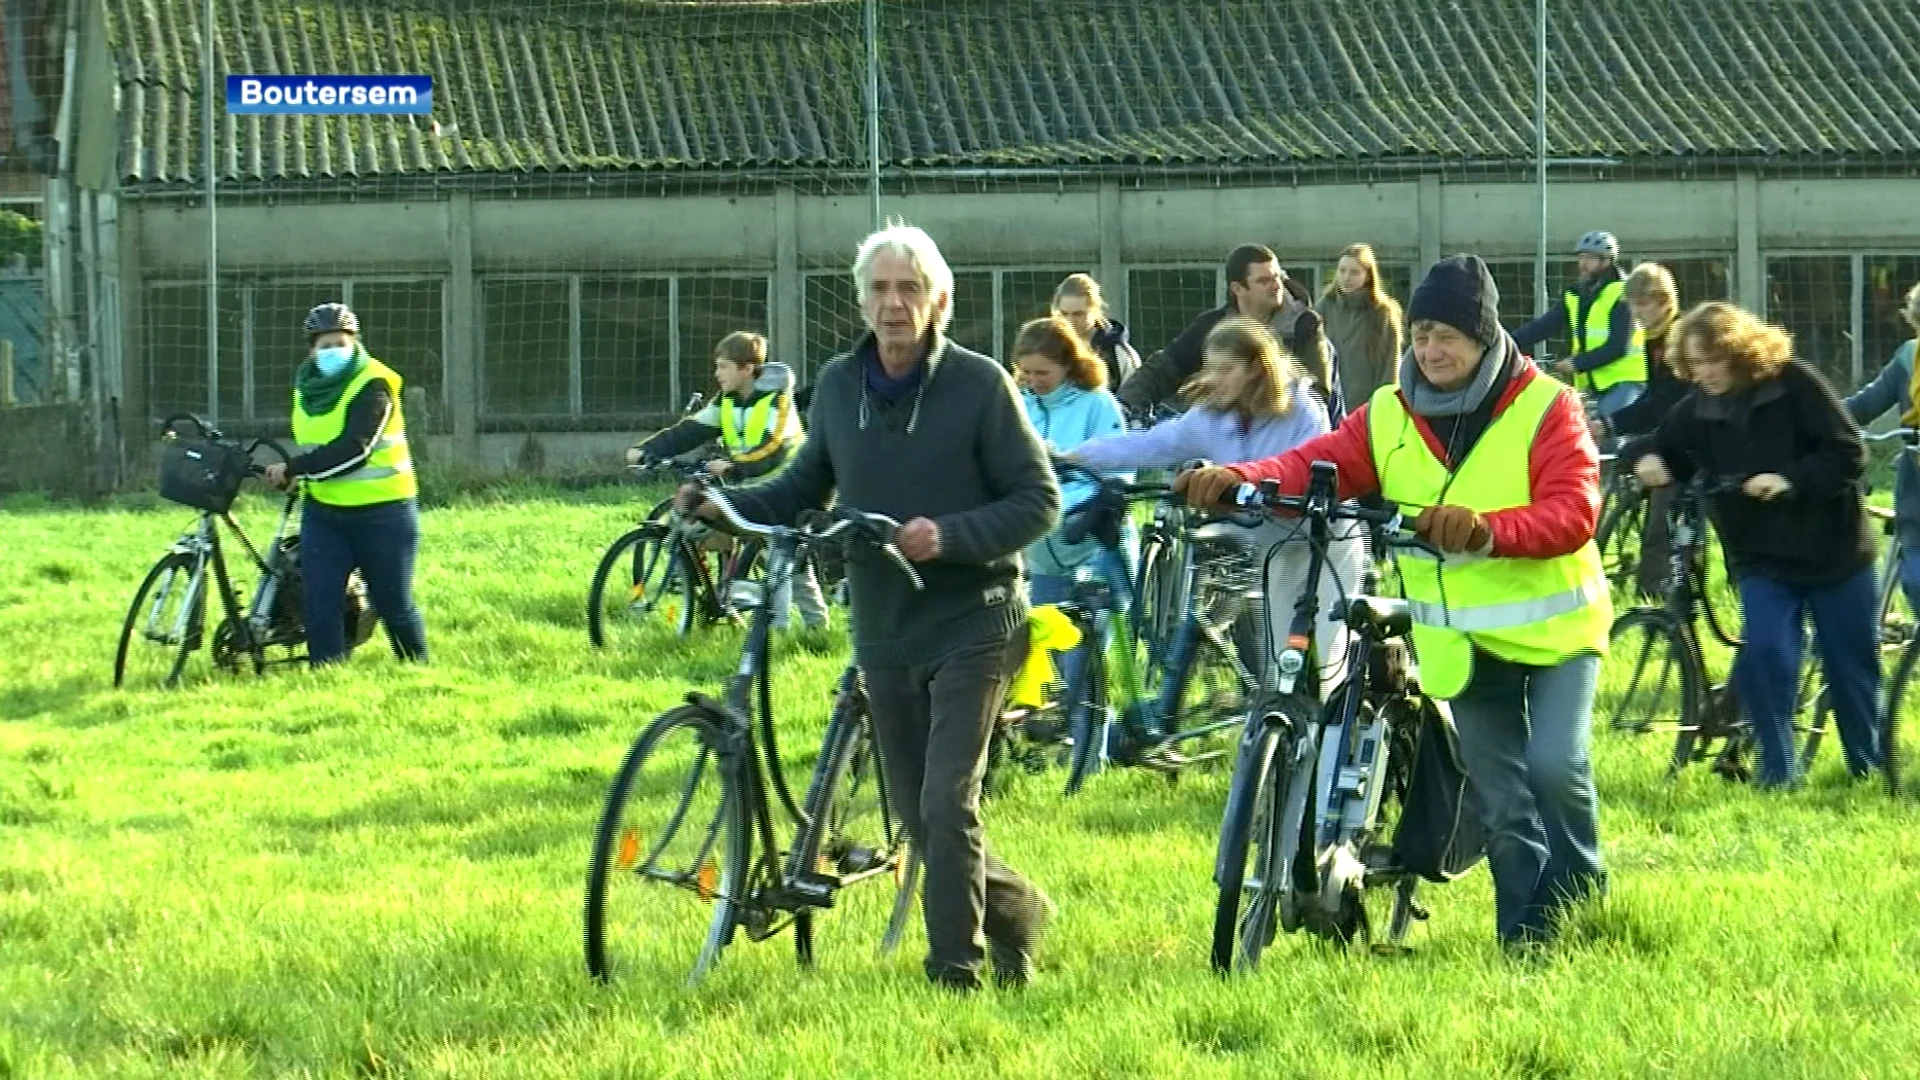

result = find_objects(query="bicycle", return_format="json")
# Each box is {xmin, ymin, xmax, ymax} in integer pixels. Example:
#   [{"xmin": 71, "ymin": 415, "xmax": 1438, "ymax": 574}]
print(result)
[
  {"xmin": 994, "ymin": 459, "xmax": 1260, "ymax": 796},
  {"xmin": 1210, "ymin": 462, "xmax": 1475, "ymax": 971},
  {"xmin": 1605, "ymin": 472, "xmax": 1831, "ymax": 779},
  {"xmin": 583, "ymin": 488, "xmax": 921, "ymax": 986},
  {"xmin": 114, "ymin": 415, "xmax": 377, "ymax": 688},
  {"xmin": 586, "ymin": 457, "xmax": 767, "ymax": 645}
]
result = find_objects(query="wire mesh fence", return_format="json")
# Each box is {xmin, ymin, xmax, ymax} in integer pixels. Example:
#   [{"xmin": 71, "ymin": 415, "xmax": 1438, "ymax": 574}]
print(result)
[{"xmin": 13, "ymin": 0, "xmax": 1920, "ymax": 482}]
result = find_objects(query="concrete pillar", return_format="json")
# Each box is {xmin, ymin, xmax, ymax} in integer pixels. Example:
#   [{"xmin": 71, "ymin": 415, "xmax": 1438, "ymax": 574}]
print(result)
[
  {"xmin": 1417, "ymin": 173, "xmax": 1443, "ymax": 273},
  {"xmin": 446, "ymin": 193, "xmax": 479, "ymax": 465},
  {"xmin": 1736, "ymin": 171, "xmax": 1763, "ymax": 314},
  {"xmin": 774, "ymin": 186, "xmax": 802, "ymax": 377},
  {"xmin": 1097, "ymin": 182, "xmax": 1125, "ymax": 319}
]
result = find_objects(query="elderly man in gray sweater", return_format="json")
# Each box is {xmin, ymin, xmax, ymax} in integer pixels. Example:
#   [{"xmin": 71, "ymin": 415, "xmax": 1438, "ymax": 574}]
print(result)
[{"xmin": 681, "ymin": 223, "xmax": 1061, "ymax": 991}]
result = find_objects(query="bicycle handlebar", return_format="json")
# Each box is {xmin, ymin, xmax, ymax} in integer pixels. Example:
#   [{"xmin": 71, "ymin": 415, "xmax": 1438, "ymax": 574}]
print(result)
[
  {"xmin": 1049, "ymin": 454, "xmax": 1174, "ymax": 500},
  {"xmin": 1865, "ymin": 428, "xmax": 1920, "ymax": 446},
  {"xmin": 1227, "ymin": 478, "xmax": 1441, "ymax": 557},
  {"xmin": 698, "ymin": 488, "xmax": 925, "ymax": 591}
]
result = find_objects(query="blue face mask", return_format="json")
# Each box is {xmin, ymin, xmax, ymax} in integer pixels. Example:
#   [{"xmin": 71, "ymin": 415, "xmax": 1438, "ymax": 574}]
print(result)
[{"xmin": 313, "ymin": 345, "xmax": 355, "ymax": 376}]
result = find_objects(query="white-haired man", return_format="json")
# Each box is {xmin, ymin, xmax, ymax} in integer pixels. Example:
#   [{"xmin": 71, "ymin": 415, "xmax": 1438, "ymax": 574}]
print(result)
[{"xmin": 681, "ymin": 223, "xmax": 1061, "ymax": 990}]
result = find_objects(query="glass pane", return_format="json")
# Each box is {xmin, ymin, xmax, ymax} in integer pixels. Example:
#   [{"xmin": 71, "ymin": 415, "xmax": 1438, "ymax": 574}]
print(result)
[
  {"xmin": 677, "ymin": 276, "xmax": 769, "ymax": 404},
  {"xmin": 803, "ymin": 272, "xmax": 862, "ymax": 377},
  {"xmin": 351, "ymin": 281, "xmax": 446, "ymax": 429},
  {"xmin": 1767, "ymin": 256, "xmax": 1854, "ymax": 389},
  {"xmin": 144, "ymin": 282, "xmax": 244, "ymax": 423},
  {"xmin": 482, "ymin": 278, "xmax": 571, "ymax": 417},
  {"xmin": 1486, "ymin": 261, "xmax": 1543, "ymax": 335},
  {"xmin": 1376, "ymin": 263, "xmax": 1416, "ymax": 313},
  {"xmin": 1001, "ymin": 269, "xmax": 1078, "ymax": 361},
  {"xmin": 947, "ymin": 271, "xmax": 994, "ymax": 358},
  {"xmin": 1126, "ymin": 268, "xmax": 1217, "ymax": 362},
  {"xmin": 578, "ymin": 277, "xmax": 672, "ymax": 418},
  {"xmin": 252, "ymin": 282, "xmax": 343, "ymax": 421},
  {"xmin": 1280, "ymin": 264, "xmax": 1319, "ymax": 298},
  {"xmin": 1864, "ymin": 256, "xmax": 1920, "ymax": 383}
]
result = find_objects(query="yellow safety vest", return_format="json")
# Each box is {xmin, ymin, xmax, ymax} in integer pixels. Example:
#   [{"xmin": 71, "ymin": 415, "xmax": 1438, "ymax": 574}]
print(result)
[
  {"xmin": 718, "ymin": 392, "xmax": 801, "ymax": 466},
  {"xmin": 1367, "ymin": 377, "xmax": 1611, "ymax": 699},
  {"xmin": 291, "ymin": 355, "xmax": 417, "ymax": 507},
  {"xmin": 1562, "ymin": 280, "xmax": 1648, "ymax": 393}
]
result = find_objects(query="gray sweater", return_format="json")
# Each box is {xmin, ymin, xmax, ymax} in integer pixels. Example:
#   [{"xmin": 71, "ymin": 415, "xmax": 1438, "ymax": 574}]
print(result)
[{"xmin": 725, "ymin": 333, "xmax": 1061, "ymax": 667}]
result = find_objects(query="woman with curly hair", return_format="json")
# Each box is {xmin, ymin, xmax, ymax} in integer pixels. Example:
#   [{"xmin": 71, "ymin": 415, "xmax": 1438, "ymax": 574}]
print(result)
[{"xmin": 1633, "ymin": 301, "xmax": 1884, "ymax": 787}]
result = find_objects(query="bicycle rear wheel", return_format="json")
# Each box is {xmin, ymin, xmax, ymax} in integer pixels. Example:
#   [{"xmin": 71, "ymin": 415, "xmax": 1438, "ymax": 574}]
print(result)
[
  {"xmin": 584, "ymin": 705, "xmax": 745, "ymax": 986},
  {"xmin": 789, "ymin": 681, "xmax": 917, "ymax": 968},
  {"xmin": 114, "ymin": 551, "xmax": 204, "ymax": 689},
  {"xmin": 1211, "ymin": 694, "xmax": 1318, "ymax": 974},
  {"xmin": 1595, "ymin": 486, "xmax": 1648, "ymax": 595},
  {"xmin": 587, "ymin": 525, "xmax": 697, "ymax": 647}
]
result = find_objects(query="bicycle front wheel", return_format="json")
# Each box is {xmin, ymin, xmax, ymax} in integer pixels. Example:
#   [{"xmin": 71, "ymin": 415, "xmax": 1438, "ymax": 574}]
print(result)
[
  {"xmin": 587, "ymin": 525, "xmax": 696, "ymax": 647},
  {"xmin": 1884, "ymin": 636, "xmax": 1920, "ymax": 800},
  {"xmin": 1603, "ymin": 609, "xmax": 1705, "ymax": 772},
  {"xmin": 114, "ymin": 551, "xmax": 204, "ymax": 689},
  {"xmin": 584, "ymin": 705, "xmax": 745, "ymax": 986},
  {"xmin": 1211, "ymin": 695, "xmax": 1317, "ymax": 974}
]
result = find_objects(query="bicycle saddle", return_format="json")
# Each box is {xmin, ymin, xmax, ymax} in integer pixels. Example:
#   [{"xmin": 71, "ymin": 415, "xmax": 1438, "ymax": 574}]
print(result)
[{"xmin": 1339, "ymin": 595, "xmax": 1411, "ymax": 639}]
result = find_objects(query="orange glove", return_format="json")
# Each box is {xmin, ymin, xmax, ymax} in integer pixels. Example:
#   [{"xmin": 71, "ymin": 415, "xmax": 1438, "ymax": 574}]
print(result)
[
  {"xmin": 1414, "ymin": 504, "xmax": 1492, "ymax": 554},
  {"xmin": 1174, "ymin": 466, "xmax": 1244, "ymax": 510}
]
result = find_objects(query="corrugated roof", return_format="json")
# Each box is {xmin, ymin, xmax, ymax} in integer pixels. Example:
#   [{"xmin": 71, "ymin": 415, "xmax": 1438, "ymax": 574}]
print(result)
[{"xmin": 106, "ymin": 0, "xmax": 1920, "ymax": 185}]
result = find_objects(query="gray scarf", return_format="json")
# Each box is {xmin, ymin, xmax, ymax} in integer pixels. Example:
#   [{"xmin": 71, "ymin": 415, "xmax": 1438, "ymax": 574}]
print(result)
[{"xmin": 1396, "ymin": 341, "xmax": 1502, "ymax": 418}]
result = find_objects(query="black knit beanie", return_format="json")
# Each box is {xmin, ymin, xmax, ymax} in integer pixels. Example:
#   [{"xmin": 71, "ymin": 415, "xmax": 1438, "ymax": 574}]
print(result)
[{"xmin": 1408, "ymin": 254, "xmax": 1503, "ymax": 347}]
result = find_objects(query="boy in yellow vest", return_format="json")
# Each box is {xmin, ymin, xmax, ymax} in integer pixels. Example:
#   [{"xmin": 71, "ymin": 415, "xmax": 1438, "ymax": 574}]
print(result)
[
  {"xmin": 626, "ymin": 331, "xmax": 826, "ymax": 630},
  {"xmin": 1176, "ymin": 255, "xmax": 1611, "ymax": 952}
]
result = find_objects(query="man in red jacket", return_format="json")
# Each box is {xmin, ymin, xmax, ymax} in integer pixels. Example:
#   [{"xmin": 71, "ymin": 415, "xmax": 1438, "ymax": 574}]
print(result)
[{"xmin": 1176, "ymin": 254, "xmax": 1612, "ymax": 952}]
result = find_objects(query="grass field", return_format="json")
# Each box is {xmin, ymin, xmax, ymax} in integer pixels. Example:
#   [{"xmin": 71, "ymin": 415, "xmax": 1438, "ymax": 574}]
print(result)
[{"xmin": 2, "ymin": 485, "xmax": 1918, "ymax": 1079}]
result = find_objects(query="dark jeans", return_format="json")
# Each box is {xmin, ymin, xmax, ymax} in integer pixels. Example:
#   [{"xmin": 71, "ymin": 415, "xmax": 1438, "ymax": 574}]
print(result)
[
  {"xmin": 1733, "ymin": 566, "xmax": 1882, "ymax": 786},
  {"xmin": 863, "ymin": 624, "xmax": 1045, "ymax": 986},
  {"xmin": 1449, "ymin": 650, "xmax": 1606, "ymax": 945},
  {"xmin": 301, "ymin": 497, "xmax": 429, "ymax": 666}
]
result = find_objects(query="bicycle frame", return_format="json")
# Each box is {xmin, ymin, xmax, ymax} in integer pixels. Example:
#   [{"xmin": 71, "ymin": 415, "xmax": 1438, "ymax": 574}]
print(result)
[{"xmin": 1051, "ymin": 471, "xmax": 1260, "ymax": 757}]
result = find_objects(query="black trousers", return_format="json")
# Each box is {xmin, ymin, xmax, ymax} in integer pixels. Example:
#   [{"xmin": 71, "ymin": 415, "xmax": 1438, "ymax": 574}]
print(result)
[{"xmin": 862, "ymin": 623, "xmax": 1043, "ymax": 984}]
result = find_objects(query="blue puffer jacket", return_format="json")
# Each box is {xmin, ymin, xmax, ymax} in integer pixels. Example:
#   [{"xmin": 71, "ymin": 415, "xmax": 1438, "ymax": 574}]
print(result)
[{"xmin": 1021, "ymin": 381, "xmax": 1127, "ymax": 576}]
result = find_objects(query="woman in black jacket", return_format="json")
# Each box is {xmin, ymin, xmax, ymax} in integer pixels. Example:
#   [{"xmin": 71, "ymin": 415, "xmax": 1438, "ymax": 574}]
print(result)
[{"xmin": 1633, "ymin": 302, "xmax": 1883, "ymax": 787}]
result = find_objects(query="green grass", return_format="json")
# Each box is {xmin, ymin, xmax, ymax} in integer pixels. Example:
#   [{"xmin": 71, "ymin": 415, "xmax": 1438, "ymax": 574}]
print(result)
[{"xmin": 2, "ymin": 486, "xmax": 1918, "ymax": 1079}]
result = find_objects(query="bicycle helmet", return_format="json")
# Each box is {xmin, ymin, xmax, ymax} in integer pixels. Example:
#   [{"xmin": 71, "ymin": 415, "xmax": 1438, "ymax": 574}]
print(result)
[
  {"xmin": 1575, "ymin": 231, "xmax": 1620, "ymax": 260},
  {"xmin": 304, "ymin": 302, "xmax": 360, "ymax": 337}
]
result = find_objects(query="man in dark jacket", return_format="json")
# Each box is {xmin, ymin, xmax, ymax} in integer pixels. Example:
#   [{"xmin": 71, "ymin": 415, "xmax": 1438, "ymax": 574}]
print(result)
[
  {"xmin": 1117, "ymin": 244, "xmax": 1339, "ymax": 417},
  {"xmin": 681, "ymin": 224, "xmax": 1061, "ymax": 991}
]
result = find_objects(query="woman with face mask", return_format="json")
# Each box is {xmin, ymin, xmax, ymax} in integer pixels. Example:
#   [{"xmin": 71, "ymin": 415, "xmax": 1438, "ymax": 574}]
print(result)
[{"xmin": 262, "ymin": 303, "xmax": 429, "ymax": 666}]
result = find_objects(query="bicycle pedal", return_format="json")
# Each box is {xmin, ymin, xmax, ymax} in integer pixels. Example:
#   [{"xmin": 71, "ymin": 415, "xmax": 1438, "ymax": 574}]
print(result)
[
  {"xmin": 784, "ymin": 872, "xmax": 840, "ymax": 909},
  {"xmin": 835, "ymin": 845, "xmax": 885, "ymax": 876},
  {"xmin": 1406, "ymin": 898, "xmax": 1431, "ymax": 921}
]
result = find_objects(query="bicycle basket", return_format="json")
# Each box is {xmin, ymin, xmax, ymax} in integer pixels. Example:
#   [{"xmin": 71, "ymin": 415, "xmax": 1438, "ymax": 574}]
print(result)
[{"xmin": 159, "ymin": 438, "xmax": 249, "ymax": 513}]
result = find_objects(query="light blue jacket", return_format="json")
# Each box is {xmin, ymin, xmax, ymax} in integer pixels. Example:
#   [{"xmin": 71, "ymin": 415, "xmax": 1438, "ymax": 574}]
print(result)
[
  {"xmin": 1845, "ymin": 338, "xmax": 1920, "ymax": 544},
  {"xmin": 1022, "ymin": 381, "xmax": 1127, "ymax": 576}
]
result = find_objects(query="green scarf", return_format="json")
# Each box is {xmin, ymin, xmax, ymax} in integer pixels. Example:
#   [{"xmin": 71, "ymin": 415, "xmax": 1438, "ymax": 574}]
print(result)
[{"xmin": 294, "ymin": 344, "xmax": 369, "ymax": 416}]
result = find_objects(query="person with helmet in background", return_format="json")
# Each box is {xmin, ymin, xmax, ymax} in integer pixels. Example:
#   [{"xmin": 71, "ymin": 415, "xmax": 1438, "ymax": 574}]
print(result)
[
  {"xmin": 262, "ymin": 303, "xmax": 429, "ymax": 666},
  {"xmin": 1513, "ymin": 231, "xmax": 1647, "ymax": 422}
]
